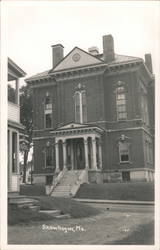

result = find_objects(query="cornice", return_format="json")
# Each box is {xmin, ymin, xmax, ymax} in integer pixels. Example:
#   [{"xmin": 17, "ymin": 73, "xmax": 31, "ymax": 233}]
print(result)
[
  {"xmin": 8, "ymin": 58, "xmax": 26, "ymax": 77},
  {"xmin": 26, "ymin": 60, "xmax": 143, "ymax": 84}
]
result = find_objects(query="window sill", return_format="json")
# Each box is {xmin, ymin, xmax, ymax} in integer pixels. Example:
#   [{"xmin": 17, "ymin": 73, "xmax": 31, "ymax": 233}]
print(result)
[
  {"xmin": 119, "ymin": 161, "xmax": 133, "ymax": 165},
  {"xmin": 117, "ymin": 119, "xmax": 127, "ymax": 122}
]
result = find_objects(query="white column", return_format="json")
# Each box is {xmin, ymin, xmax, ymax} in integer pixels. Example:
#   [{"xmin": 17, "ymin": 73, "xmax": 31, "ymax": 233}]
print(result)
[
  {"xmin": 70, "ymin": 140, "xmax": 74, "ymax": 170},
  {"xmin": 16, "ymin": 132, "xmax": 19, "ymax": 173},
  {"xmin": 15, "ymin": 79, "xmax": 19, "ymax": 105},
  {"xmin": 91, "ymin": 136, "xmax": 97, "ymax": 170},
  {"xmin": 16, "ymin": 132, "xmax": 20, "ymax": 191},
  {"xmin": 8, "ymin": 130, "xmax": 12, "ymax": 191},
  {"xmin": 98, "ymin": 138, "xmax": 102, "ymax": 169},
  {"xmin": 55, "ymin": 140, "xmax": 60, "ymax": 173},
  {"xmin": 84, "ymin": 137, "xmax": 89, "ymax": 169},
  {"xmin": 62, "ymin": 139, "xmax": 67, "ymax": 169}
]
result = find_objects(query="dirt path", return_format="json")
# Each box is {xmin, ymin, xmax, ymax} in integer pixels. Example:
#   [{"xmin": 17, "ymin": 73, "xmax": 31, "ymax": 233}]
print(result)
[{"xmin": 8, "ymin": 209, "xmax": 154, "ymax": 245}]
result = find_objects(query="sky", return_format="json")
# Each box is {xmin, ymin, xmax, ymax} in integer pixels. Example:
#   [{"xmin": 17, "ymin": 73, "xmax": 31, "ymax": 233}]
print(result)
[{"xmin": 5, "ymin": 0, "xmax": 160, "ymax": 87}]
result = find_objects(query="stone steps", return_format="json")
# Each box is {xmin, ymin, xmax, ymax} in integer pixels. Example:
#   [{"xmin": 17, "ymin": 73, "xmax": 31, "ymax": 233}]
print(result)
[
  {"xmin": 8, "ymin": 195, "xmax": 40, "ymax": 210},
  {"xmin": 39, "ymin": 209, "xmax": 61, "ymax": 217},
  {"xmin": 39, "ymin": 210, "xmax": 71, "ymax": 219},
  {"xmin": 51, "ymin": 170, "xmax": 83, "ymax": 197}
]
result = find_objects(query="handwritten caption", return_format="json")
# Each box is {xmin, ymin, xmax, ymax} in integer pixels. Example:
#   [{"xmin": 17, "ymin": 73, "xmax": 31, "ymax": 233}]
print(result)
[{"xmin": 42, "ymin": 224, "xmax": 86, "ymax": 233}]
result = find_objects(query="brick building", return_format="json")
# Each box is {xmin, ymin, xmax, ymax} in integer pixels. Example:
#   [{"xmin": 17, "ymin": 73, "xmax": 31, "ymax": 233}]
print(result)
[{"xmin": 26, "ymin": 34, "xmax": 154, "ymax": 188}]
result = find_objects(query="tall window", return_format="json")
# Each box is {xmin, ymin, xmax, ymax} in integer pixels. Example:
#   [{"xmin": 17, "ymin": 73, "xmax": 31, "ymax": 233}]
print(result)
[
  {"xmin": 116, "ymin": 85, "xmax": 127, "ymax": 120},
  {"xmin": 145, "ymin": 140, "xmax": 153, "ymax": 164},
  {"xmin": 44, "ymin": 96, "xmax": 52, "ymax": 129},
  {"xmin": 119, "ymin": 141, "xmax": 130, "ymax": 162},
  {"xmin": 75, "ymin": 92, "xmax": 81, "ymax": 123},
  {"xmin": 75, "ymin": 90, "xmax": 87, "ymax": 123},
  {"xmin": 141, "ymin": 94, "xmax": 149, "ymax": 125},
  {"xmin": 45, "ymin": 146, "xmax": 53, "ymax": 168}
]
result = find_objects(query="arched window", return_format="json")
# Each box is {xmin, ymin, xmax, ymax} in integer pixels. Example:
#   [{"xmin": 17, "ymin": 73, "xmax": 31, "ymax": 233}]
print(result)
[
  {"xmin": 44, "ymin": 95, "xmax": 52, "ymax": 129},
  {"xmin": 116, "ymin": 84, "xmax": 127, "ymax": 120},
  {"xmin": 74, "ymin": 90, "xmax": 87, "ymax": 123}
]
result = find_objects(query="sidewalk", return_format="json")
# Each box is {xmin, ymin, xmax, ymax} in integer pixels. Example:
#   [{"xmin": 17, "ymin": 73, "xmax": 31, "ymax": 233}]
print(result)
[{"xmin": 74, "ymin": 198, "xmax": 154, "ymax": 205}]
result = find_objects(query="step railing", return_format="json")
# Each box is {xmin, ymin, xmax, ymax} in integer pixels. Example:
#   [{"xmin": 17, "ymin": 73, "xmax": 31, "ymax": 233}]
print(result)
[
  {"xmin": 46, "ymin": 168, "xmax": 68, "ymax": 196},
  {"xmin": 70, "ymin": 169, "xmax": 88, "ymax": 197}
]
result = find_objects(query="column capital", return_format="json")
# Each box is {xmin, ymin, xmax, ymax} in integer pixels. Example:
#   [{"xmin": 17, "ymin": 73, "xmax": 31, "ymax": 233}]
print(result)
[
  {"xmin": 84, "ymin": 138, "xmax": 88, "ymax": 145},
  {"xmin": 62, "ymin": 141, "xmax": 67, "ymax": 146},
  {"xmin": 92, "ymin": 138, "xmax": 96, "ymax": 144},
  {"xmin": 55, "ymin": 138, "xmax": 59, "ymax": 144}
]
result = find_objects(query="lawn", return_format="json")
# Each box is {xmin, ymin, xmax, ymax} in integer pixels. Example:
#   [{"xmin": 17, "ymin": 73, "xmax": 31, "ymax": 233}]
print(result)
[
  {"xmin": 113, "ymin": 220, "xmax": 154, "ymax": 245},
  {"xmin": 8, "ymin": 207, "xmax": 154, "ymax": 245},
  {"xmin": 8, "ymin": 196, "xmax": 100, "ymax": 225},
  {"xmin": 75, "ymin": 182, "xmax": 154, "ymax": 201}
]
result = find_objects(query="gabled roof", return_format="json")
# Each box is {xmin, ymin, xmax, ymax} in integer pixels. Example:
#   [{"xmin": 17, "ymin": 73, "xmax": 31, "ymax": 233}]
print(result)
[
  {"xmin": 51, "ymin": 47, "xmax": 103, "ymax": 72},
  {"xmin": 50, "ymin": 122, "xmax": 104, "ymax": 136},
  {"xmin": 25, "ymin": 48, "xmax": 143, "ymax": 83},
  {"xmin": 56, "ymin": 122, "xmax": 90, "ymax": 130}
]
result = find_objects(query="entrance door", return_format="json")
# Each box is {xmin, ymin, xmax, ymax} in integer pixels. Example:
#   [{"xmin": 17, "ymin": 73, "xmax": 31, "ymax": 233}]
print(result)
[
  {"xmin": 122, "ymin": 171, "xmax": 130, "ymax": 182},
  {"xmin": 74, "ymin": 139, "xmax": 85, "ymax": 170}
]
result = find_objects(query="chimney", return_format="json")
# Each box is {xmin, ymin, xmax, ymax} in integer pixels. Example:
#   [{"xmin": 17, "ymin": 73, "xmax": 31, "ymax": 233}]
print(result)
[
  {"xmin": 103, "ymin": 34, "xmax": 115, "ymax": 62},
  {"xmin": 88, "ymin": 46, "xmax": 99, "ymax": 55},
  {"xmin": 51, "ymin": 44, "xmax": 64, "ymax": 68},
  {"xmin": 145, "ymin": 53, "xmax": 153, "ymax": 73}
]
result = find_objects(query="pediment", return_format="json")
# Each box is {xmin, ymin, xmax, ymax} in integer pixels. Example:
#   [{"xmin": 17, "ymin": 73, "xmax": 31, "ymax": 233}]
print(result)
[
  {"xmin": 53, "ymin": 47, "xmax": 102, "ymax": 72},
  {"xmin": 57, "ymin": 123, "xmax": 89, "ymax": 130}
]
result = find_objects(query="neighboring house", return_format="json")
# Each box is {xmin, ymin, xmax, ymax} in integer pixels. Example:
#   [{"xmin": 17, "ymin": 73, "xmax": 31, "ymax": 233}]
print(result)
[
  {"xmin": 26, "ymin": 34, "xmax": 154, "ymax": 185},
  {"xmin": 20, "ymin": 160, "xmax": 33, "ymax": 184},
  {"xmin": 8, "ymin": 58, "xmax": 26, "ymax": 192}
]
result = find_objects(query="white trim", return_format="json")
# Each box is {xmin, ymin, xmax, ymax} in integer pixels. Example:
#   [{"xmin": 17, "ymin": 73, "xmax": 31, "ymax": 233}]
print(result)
[{"xmin": 107, "ymin": 126, "xmax": 153, "ymax": 136}]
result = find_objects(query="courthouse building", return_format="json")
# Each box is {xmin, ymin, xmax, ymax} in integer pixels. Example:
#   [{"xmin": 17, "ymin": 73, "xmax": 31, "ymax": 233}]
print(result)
[
  {"xmin": 26, "ymin": 34, "xmax": 154, "ymax": 186},
  {"xmin": 8, "ymin": 58, "xmax": 26, "ymax": 192}
]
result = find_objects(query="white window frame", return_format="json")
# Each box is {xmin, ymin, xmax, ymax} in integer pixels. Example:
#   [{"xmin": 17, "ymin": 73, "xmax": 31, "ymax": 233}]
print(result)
[
  {"xmin": 119, "ymin": 141, "xmax": 130, "ymax": 163},
  {"xmin": 74, "ymin": 90, "xmax": 87, "ymax": 123},
  {"xmin": 116, "ymin": 85, "xmax": 127, "ymax": 121},
  {"xmin": 44, "ymin": 96, "xmax": 53, "ymax": 129}
]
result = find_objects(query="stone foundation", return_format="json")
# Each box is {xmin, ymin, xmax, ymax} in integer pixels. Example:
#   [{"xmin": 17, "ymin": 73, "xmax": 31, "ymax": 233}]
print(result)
[
  {"xmin": 32, "ymin": 174, "xmax": 46, "ymax": 184},
  {"xmin": 88, "ymin": 170, "xmax": 103, "ymax": 184},
  {"xmin": 102, "ymin": 169, "xmax": 154, "ymax": 183}
]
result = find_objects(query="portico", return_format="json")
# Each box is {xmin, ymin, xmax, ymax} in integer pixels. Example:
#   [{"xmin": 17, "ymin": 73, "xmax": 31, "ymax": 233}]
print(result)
[{"xmin": 51, "ymin": 123, "xmax": 104, "ymax": 172}]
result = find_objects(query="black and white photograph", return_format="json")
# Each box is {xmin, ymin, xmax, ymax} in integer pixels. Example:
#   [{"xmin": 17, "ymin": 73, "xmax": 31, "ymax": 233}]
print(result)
[{"xmin": 0, "ymin": 0, "xmax": 160, "ymax": 249}]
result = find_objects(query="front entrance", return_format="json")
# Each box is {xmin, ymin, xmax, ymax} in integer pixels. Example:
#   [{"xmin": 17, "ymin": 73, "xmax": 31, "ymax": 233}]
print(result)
[
  {"xmin": 68, "ymin": 138, "xmax": 85, "ymax": 170},
  {"xmin": 52, "ymin": 123, "xmax": 104, "ymax": 172}
]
